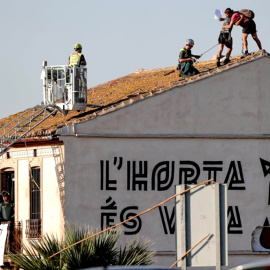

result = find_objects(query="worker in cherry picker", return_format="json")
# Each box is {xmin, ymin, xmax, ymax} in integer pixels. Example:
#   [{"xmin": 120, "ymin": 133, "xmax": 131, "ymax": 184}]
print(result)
[{"xmin": 68, "ymin": 43, "xmax": 87, "ymax": 67}]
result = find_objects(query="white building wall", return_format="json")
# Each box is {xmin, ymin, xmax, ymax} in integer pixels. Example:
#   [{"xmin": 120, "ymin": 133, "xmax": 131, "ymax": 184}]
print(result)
[
  {"xmin": 17, "ymin": 159, "xmax": 30, "ymax": 243},
  {"xmin": 62, "ymin": 136, "xmax": 270, "ymax": 269},
  {"xmin": 0, "ymin": 145, "xmax": 65, "ymax": 243},
  {"xmin": 63, "ymin": 137, "xmax": 269, "ymax": 240},
  {"xmin": 42, "ymin": 157, "xmax": 64, "ymax": 237},
  {"xmin": 61, "ymin": 57, "xmax": 270, "ymax": 269}
]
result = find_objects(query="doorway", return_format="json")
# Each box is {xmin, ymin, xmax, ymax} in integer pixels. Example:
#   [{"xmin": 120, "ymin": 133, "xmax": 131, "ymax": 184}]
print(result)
[{"xmin": 0, "ymin": 168, "xmax": 15, "ymax": 203}]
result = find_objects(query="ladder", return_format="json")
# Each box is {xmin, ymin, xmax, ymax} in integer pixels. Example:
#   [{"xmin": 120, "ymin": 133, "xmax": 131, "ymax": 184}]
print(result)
[{"xmin": 0, "ymin": 105, "xmax": 59, "ymax": 157}]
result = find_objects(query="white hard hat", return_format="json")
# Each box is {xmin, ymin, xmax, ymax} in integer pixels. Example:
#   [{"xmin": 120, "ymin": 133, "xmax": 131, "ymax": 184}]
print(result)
[{"xmin": 186, "ymin": 39, "xmax": 195, "ymax": 46}]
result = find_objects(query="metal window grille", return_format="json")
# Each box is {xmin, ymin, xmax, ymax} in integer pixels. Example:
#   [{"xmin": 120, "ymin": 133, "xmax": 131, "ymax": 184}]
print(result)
[
  {"xmin": 30, "ymin": 168, "xmax": 40, "ymax": 220},
  {"xmin": 25, "ymin": 219, "xmax": 41, "ymax": 239},
  {"xmin": 26, "ymin": 168, "xmax": 42, "ymax": 238}
]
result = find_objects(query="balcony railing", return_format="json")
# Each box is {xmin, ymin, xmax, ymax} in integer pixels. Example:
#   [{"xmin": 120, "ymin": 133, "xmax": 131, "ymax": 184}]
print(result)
[{"xmin": 25, "ymin": 219, "xmax": 42, "ymax": 239}]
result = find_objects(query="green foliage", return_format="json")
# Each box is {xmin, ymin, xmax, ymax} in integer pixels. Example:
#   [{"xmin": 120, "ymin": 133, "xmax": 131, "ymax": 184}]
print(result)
[
  {"xmin": 8, "ymin": 234, "xmax": 64, "ymax": 270},
  {"xmin": 7, "ymin": 226, "xmax": 155, "ymax": 270},
  {"xmin": 63, "ymin": 226, "xmax": 119, "ymax": 269},
  {"xmin": 118, "ymin": 239, "xmax": 154, "ymax": 266}
]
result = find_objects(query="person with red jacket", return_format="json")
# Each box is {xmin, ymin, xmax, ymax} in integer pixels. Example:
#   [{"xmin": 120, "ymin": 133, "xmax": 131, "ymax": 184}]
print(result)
[{"xmin": 222, "ymin": 9, "xmax": 262, "ymax": 58}]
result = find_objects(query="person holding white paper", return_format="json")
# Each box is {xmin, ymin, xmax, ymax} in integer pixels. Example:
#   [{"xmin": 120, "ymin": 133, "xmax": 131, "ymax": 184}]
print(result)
[{"xmin": 216, "ymin": 8, "xmax": 234, "ymax": 67}]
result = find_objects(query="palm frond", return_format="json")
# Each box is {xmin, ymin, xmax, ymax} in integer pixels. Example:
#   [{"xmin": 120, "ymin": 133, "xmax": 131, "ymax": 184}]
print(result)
[
  {"xmin": 118, "ymin": 238, "xmax": 155, "ymax": 266},
  {"xmin": 7, "ymin": 225, "xmax": 155, "ymax": 270},
  {"xmin": 63, "ymin": 226, "xmax": 119, "ymax": 268},
  {"xmin": 8, "ymin": 234, "xmax": 64, "ymax": 270}
]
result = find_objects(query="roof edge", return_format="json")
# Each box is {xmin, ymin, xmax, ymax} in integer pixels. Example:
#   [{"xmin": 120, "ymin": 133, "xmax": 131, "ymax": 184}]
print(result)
[{"xmin": 56, "ymin": 50, "xmax": 270, "ymax": 134}]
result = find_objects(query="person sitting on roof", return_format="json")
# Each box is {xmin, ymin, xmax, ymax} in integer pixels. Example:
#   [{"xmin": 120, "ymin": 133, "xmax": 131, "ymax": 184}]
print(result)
[
  {"xmin": 68, "ymin": 43, "xmax": 87, "ymax": 67},
  {"xmin": 178, "ymin": 39, "xmax": 201, "ymax": 78},
  {"xmin": 222, "ymin": 9, "xmax": 262, "ymax": 58},
  {"xmin": 216, "ymin": 8, "xmax": 234, "ymax": 67}
]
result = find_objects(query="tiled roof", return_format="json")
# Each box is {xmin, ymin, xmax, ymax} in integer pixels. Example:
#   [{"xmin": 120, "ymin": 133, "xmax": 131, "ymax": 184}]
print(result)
[{"xmin": 0, "ymin": 50, "xmax": 268, "ymax": 139}]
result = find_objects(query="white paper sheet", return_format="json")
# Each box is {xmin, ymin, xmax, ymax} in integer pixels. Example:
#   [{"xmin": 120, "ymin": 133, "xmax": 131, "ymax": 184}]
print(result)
[
  {"xmin": 214, "ymin": 9, "xmax": 222, "ymax": 20},
  {"xmin": 0, "ymin": 224, "xmax": 8, "ymax": 266}
]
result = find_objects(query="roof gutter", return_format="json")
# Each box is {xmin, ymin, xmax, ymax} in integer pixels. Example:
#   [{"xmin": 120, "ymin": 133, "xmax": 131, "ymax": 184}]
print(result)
[{"xmin": 73, "ymin": 133, "xmax": 270, "ymax": 139}]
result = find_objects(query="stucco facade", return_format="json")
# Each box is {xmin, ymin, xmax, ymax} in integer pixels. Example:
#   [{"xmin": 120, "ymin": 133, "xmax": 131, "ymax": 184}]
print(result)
[
  {"xmin": 0, "ymin": 54, "xmax": 269, "ymax": 268},
  {"xmin": 59, "ymin": 57, "xmax": 270, "ymax": 268},
  {"xmin": 0, "ymin": 144, "xmax": 65, "ymax": 244}
]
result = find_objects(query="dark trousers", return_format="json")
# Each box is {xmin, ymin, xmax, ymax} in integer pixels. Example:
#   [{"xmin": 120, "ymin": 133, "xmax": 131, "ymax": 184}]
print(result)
[{"xmin": 180, "ymin": 61, "xmax": 199, "ymax": 77}]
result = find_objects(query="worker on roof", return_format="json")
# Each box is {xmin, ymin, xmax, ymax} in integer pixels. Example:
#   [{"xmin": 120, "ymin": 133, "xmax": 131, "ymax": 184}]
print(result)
[
  {"xmin": 68, "ymin": 43, "xmax": 87, "ymax": 67},
  {"xmin": 222, "ymin": 9, "xmax": 262, "ymax": 58},
  {"xmin": 178, "ymin": 39, "xmax": 201, "ymax": 78},
  {"xmin": 216, "ymin": 8, "xmax": 234, "ymax": 67}
]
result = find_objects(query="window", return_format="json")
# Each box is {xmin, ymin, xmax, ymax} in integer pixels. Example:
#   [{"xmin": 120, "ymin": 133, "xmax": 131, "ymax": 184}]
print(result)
[
  {"xmin": 26, "ymin": 167, "xmax": 41, "ymax": 238},
  {"xmin": 0, "ymin": 169, "xmax": 15, "ymax": 203},
  {"xmin": 30, "ymin": 167, "xmax": 41, "ymax": 220}
]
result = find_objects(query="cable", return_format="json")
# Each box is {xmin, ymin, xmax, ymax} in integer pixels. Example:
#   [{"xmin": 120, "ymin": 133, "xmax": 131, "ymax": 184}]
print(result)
[
  {"xmin": 49, "ymin": 178, "xmax": 214, "ymax": 259},
  {"xmin": 200, "ymin": 43, "xmax": 219, "ymax": 57},
  {"xmin": 169, "ymin": 233, "xmax": 210, "ymax": 268}
]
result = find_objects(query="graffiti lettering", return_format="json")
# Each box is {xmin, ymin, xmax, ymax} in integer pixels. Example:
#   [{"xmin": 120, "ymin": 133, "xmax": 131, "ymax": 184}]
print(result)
[
  {"xmin": 203, "ymin": 161, "xmax": 223, "ymax": 182},
  {"xmin": 127, "ymin": 161, "xmax": 148, "ymax": 191},
  {"xmin": 224, "ymin": 161, "xmax": 245, "ymax": 190},
  {"xmin": 158, "ymin": 206, "xmax": 175, "ymax": 234},
  {"xmin": 100, "ymin": 161, "xmax": 117, "ymax": 190},
  {"xmin": 120, "ymin": 206, "xmax": 142, "ymax": 235},
  {"xmin": 100, "ymin": 158, "xmax": 247, "ymax": 191},
  {"xmin": 152, "ymin": 161, "xmax": 175, "ymax": 191},
  {"xmin": 179, "ymin": 161, "xmax": 200, "ymax": 184},
  {"xmin": 101, "ymin": 197, "xmax": 142, "ymax": 235},
  {"xmin": 101, "ymin": 196, "xmax": 117, "ymax": 228},
  {"xmin": 259, "ymin": 158, "xmax": 270, "ymax": 205},
  {"xmin": 227, "ymin": 206, "xmax": 243, "ymax": 234}
]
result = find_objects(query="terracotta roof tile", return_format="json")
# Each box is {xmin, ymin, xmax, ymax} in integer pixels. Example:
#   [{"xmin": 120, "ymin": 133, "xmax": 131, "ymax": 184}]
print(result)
[{"xmin": 0, "ymin": 50, "xmax": 268, "ymax": 139}]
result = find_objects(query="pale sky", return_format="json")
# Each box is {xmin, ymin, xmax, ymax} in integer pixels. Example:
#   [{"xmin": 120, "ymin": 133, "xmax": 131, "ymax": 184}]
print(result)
[{"xmin": 0, "ymin": 0, "xmax": 269, "ymax": 119}]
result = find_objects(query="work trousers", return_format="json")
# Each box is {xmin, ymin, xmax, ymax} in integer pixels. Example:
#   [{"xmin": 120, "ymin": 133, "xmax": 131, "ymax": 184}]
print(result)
[{"xmin": 181, "ymin": 61, "xmax": 199, "ymax": 77}]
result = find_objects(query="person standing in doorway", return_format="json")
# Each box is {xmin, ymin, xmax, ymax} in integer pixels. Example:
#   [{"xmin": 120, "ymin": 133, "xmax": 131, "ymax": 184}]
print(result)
[
  {"xmin": 0, "ymin": 191, "xmax": 15, "ymax": 251},
  {"xmin": 0, "ymin": 191, "xmax": 14, "ymax": 222}
]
